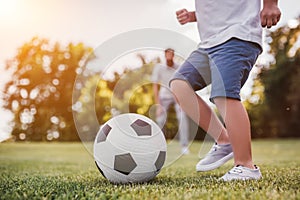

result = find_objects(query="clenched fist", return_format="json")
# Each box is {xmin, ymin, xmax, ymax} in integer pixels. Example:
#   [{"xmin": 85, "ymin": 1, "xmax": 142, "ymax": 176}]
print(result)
[
  {"xmin": 176, "ymin": 9, "xmax": 196, "ymax": 25},
  {"xmin": 260, "ymin": 2, "xmax": 281, "ymax": 28}
]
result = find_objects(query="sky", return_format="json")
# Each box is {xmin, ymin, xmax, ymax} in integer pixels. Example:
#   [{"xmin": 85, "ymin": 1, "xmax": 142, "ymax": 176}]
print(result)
[{"xmin": 0, "ymin": 0, "xmax": 299, "ymax": 141}]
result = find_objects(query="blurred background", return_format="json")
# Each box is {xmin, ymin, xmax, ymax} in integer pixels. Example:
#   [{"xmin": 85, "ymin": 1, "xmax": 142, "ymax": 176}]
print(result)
[{"xmin": 0, "ymin": 0, "xmax": 299, "ymax": 142}]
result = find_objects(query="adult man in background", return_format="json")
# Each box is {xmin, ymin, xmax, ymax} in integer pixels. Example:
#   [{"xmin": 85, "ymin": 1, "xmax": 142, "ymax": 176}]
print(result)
[{"xmin": 152, "ymin": 48, "xmax": 190, "ymax": 155}]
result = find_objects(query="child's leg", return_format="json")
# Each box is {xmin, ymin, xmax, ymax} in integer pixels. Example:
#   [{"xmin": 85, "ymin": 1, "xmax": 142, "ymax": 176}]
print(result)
[
  {"xmin": 170, "ymin": 48, "xmax": 234, "ymax": 171},
  {"xmin": 170, "ymin": 80, "xmax": 229, "ymax": 144},
  {"xmin": 214, "ymin": 98, "xmax": 255, "ymax": 169}
]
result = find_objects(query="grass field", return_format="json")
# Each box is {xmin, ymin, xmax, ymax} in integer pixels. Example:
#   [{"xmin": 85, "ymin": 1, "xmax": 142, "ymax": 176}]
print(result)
[{"xmin": 0, "ymin": 139, "xmax": 299, "ymax": 200}]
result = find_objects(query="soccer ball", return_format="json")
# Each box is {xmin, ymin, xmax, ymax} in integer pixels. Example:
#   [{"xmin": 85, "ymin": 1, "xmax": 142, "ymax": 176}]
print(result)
[{"xmin": 94, "ymin": 113, "xmax": 167, "ymax": 184}]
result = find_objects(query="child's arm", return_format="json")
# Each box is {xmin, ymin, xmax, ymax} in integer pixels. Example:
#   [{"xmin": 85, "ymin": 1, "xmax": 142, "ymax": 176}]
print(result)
[
  {"xmin": 260, "ymin": 0, "xmax": 281, "ymax": 28},
  {"xmin": 176, "ymin": 9, "xmax": 196, "ymax": 25}
]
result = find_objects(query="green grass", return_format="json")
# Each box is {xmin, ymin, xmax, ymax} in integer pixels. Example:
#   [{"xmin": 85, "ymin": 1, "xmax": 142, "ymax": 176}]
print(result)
[{"xmin": 0, "ymin": 139, "xmax": 299, "ymax": 200}]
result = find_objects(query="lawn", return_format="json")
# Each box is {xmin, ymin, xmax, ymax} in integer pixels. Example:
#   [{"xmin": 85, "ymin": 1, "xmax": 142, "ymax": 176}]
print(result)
[{"xmin": 0, "ymin": 139, "xmax": 299, "ymax": 200}]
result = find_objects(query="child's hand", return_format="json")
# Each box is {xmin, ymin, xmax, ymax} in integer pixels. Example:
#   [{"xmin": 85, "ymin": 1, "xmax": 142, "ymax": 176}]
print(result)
[
  {"xmin": 260, "ymin": 2, "xmax": 281, "ymax": 28},
  {"xmin": 176, "ymin": 9, "xmax": 196, "ymax": 25}
]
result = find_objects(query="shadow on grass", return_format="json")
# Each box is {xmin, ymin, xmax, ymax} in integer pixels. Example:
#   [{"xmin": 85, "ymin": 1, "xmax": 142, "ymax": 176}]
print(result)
[{"xmin": 89, "ymin": 173, "xmax": 220, "ymax": 188}]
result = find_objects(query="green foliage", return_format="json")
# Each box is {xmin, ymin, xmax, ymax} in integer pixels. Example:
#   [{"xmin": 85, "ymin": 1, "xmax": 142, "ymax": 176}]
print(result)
[
  {"xmin": 109, "ymin": 63, "xmax": 155, "ymax": 115},
  {"xmin": 2, "ymin": 38, "xmax": 188, "ymax": 141},
  {"xmin": 247, "ymin": 18, "xmax": 300, "ymax": 138},
  {"xmin": 0, "ymin": 140, "xmax": 299, "ymax": 199},
  {"xmin": 2, "ymin": 37, "xmax": 93, "ymax": 141},
  {"xmin": 73, "ymin": 56, "xmax": 158, "ymax": 141}
]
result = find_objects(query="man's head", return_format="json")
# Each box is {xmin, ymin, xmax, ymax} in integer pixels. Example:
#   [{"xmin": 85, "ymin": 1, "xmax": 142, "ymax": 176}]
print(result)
[{"xmin": 164, "ymin": 48, "xmax": 175, "ymax": 67}]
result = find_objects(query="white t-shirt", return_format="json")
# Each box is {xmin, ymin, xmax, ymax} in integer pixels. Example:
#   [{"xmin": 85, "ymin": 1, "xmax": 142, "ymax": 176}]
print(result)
[
  {"xmin": 195, "ymin": 0, "xmax": 262, "ymax": 48},
  {"xmin": 151, "ymin": 63, "xmax": 178, "ymax": 99}
]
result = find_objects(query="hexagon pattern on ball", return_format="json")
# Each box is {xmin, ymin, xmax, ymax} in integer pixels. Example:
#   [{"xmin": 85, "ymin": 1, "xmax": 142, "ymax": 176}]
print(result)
[{"xmin": 94, "ymin": 113, "xmax": 167, "ymax": 184}]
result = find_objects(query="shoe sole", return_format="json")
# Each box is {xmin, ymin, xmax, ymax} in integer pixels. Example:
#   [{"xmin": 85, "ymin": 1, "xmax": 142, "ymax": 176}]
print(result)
[
  {"xmin": 219, "ymin": 175, "xmax": 262, "ymax": 181},
  {"xmin": 196, "ymin": 152, "xmax": 234, "ymax": 172}
]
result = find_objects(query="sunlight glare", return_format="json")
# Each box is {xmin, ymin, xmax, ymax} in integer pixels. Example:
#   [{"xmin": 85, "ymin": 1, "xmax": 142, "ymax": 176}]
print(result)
[{"xmin": 0, "ymin": 0, "xmax": 20, "ymax": 19}]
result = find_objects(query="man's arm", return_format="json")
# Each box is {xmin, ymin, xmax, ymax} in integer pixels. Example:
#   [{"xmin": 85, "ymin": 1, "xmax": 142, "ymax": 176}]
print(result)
[
  {"xmin": 151, "ymin": 65, "xmax": 160, "ymax": 105},
  {"xmin": 176, "ymin": 9, "xmax": 197, "ymax": 25},
  {"xmin": 261, "ymin": 0, "xmax": 281, "ymax": 28},
  {"xmin": 153, "ymin": 83, "xmax": 160, "ymax": 104}
]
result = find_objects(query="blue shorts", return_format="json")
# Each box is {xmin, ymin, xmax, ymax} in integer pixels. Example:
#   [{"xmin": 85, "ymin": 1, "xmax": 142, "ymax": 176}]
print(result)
[{"xmin": 170, "ymin": 38, "xmax": 262, "ymax": 102}]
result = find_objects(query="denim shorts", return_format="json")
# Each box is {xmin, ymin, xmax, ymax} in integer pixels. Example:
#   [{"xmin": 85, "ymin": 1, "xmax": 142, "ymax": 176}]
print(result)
[{"xmin": 170, "ymin": 38, "xmax": 262, "ymax": 101}]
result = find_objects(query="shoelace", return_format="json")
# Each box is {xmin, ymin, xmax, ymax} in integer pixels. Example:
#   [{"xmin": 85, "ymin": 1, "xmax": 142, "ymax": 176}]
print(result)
[
  {"xmin": 228, "ymin": 166, "xmax": 243, "ymax": 174},
  {"xmin": 208, "ymin": 144, "xmax": 220, "ymax": 154}
]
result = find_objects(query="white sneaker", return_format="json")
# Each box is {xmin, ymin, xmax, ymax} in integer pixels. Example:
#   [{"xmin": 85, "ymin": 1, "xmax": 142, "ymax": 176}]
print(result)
[
  {"xmin": 196, "ymin": 143, "xmax": 233, "ymax": 171},
  {"xmin": 181, "ymin": 146, "xmax": 190, "ymax": 155},
  {"xmin": 220, "ymin": 165, "xmax": 262, "ymax": 181}
]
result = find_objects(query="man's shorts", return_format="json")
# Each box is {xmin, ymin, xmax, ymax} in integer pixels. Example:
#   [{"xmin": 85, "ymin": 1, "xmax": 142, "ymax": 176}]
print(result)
[{"xmin": 170, "ymin": 38, "xmax": 262, "ymax": 102}]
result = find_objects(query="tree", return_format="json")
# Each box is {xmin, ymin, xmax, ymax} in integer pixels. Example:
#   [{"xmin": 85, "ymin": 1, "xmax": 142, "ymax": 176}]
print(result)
[
  {"xmin": 74, "ymin": 60, "xmax": 156, "ymax": 141},
  {"xmin": 246, "ymin": 18, "xmax": 300, "ymax": 137},
  {"xmin": 3, "ymin": 37, "xmax": 93, "ymax": 141},
  {"xmin": 73, "ymin": 74, "xmax": 114, "ymax": 141}
]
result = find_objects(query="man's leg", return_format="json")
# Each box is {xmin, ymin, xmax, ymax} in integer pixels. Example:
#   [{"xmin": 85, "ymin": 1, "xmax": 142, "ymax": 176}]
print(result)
[
  {"xmin": 174, "ymin": 103, "xmax": 190, "ymax": 154},
  {"xmin": 214, "ymin": 98, "xmax": 254, "ymax": 169}
]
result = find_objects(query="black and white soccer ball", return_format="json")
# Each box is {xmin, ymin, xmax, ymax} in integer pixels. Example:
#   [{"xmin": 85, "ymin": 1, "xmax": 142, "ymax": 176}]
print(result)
[{"xmin": 94, "ymin": 113, "xmax": 167, "ymax": 184}]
